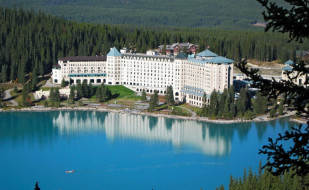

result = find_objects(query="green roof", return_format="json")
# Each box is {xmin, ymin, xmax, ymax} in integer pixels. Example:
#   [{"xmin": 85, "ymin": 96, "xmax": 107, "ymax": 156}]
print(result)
[
  {"xmin": 107, "ymin": 47, "xmax": 121, "ymax": 56},
  {"xmin": 181, "ymin": 86, "xmax": 210, "ymax": 98},
  {"xmin": 197, "ymin": 49, "xmax": 218, "ymax": 57},
  {"xmin": 207, "ymin": 56, "xmax": 234, "ymax": 64},
  {"xmin": 175, "ymin": 52, "xmax": 187, "ymax": 59}
]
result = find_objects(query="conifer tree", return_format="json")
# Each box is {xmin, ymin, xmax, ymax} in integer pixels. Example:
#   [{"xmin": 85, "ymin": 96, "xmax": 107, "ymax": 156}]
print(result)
[
  {"xmin": 89, "ymin": 82, "xmax": 94, "ymax": 97},
  {"xmin": 31, "ymin": 66, "xmax": 38, "ymax": 91},
  {"xmin": 253, "ymin": 92, "xmax": 268, "ymax": 115},
  {"xmin": 236, "ymin": 87, "xmax": 251, "ymax": 116},
  {"xmin": 49, "ymin": 88, "xmax": 60, "ymax": 107},
  {"xmin": 76, "ymin": 81, "xmax": 82, "ymax": 99},
  {"xmin": 218, "ymin": 88, "xmax": 228, "ymax": 118},
  {"xmin": 209, "ymin": 90, "xmax": 219, "ymax": 118},
  {"xmin": 223, "ymin": 94, "xmax": 232, "ymax": 119},
  {"xmin": 165, "ymin": 85, "xmax": 175, "ymax": 106},
  {"xmin": 1, "ymin": 65, "xmax": 8, "ymax": 83},
  {"xmin": 278, "ymin": 99, "xmax": 284, "ymax": 116},
  {"xmin": 81, "ymin": 80, "xmax": 88, "ymax": 98},
  {"xmin": 95, "ymin": 86, "xmax": 102, "ymax": 102},
  {"xmin": 201, "ymin": 92, "xmax": 208, "ymax": 116},
  {"xmin": 68, "ymin": 86, "xmax": 75, "ymax": 104},
  {"xmin": 21, "ymin": 83, "xmax": 32, "ymax": 107},
  {"xmin": 162, "ymin": 44, "xmax": 166, "ymax": 55},
  {"xmin": 141, "ymin": 89, "xmax": 147, "ymax": 102},
  {"xmin": 0, "ymin": 87, "xmax": 5, "ymax": 101},
  {"xmin": 61, "ymin": 78, "xmax": 66, "ymax": 88},
  {"xmin": 148, "ymin": 90, "xmax": 159, "ymax": 111}
]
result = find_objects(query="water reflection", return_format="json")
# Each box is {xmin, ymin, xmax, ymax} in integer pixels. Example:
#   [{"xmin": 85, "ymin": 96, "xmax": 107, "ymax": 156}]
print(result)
[
  {"xmin": 52, "ymin": 111, "xmax": 235, "ymax": 156},
  {"xmin": 0, "ymin": 111, "xmax": 293, "ymax": 157}
]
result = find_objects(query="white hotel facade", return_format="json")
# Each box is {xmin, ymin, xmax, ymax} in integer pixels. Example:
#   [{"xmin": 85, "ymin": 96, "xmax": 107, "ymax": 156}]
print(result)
[{"xmin": 52, "ymin": 47, "xmax": 234, "ymax": 107}]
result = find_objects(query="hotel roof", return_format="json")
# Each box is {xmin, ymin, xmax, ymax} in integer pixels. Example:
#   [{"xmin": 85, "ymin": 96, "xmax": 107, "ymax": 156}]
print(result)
[
  {"xmin": 207, "ymin": 56, "xmax": 234, "ymax": 64},
  {"xmin": 188, "ymin": 56, "xmax": 234, "ymax": 65},
  {"xmin": 107, "ymin": 47, "xmax": 122, "ymax": 56},
  {"xmin": 175, "ymin": 52, "xmax": 187, "ymax": 59},
  {"xmin": 58, "ymin": 56, "xmax": 106, "ymax": 62},
  {"xmin": 197, "ymin": 49, "xmax": 218, "ymax": 57}
]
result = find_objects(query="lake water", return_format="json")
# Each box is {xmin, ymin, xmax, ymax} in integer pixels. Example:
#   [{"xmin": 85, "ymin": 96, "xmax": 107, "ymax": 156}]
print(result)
[{"xmin": 0, "ymin": 111, "xmax": 296, "ymax": 190}]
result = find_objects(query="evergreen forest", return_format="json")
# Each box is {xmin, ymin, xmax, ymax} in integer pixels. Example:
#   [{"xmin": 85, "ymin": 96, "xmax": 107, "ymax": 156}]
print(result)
[
  {"xmin": 0, "ymin": 0, "xmax": 286, "ymax": 30},
  {"xmin": 216, "ymin": 162, "xmax": 309, "ymax": 190},
  {"xmin": 1, "ymin": 6, "xmax": 309, "ymax": 84}
]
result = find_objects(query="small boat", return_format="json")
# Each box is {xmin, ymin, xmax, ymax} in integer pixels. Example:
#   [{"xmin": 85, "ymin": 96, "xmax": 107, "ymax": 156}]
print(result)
[{"xmin": 65, "ymin": 170, "xmax": 75, "ymax": 173}]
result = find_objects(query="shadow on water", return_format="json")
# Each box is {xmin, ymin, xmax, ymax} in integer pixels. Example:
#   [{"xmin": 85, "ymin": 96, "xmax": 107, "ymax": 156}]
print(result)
[{"xmin": 0, "ymin": 112, "xmax": 58, "ymax": 145}]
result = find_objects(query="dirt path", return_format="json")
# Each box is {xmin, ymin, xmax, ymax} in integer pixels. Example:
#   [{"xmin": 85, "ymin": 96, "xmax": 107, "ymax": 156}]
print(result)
[
  {"xmin": 4, "ymin": 89, "xmax": 18, "ymax": 106},
  {"xmin": 43, "ymin": 78, "xmax": 60, "ymax": 88}
]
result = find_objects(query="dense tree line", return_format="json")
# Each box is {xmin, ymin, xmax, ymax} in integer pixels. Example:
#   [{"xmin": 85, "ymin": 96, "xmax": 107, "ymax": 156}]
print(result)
[
  {"xmin": 216, "ymin": 162, "xmax": 308, "ymax": 190},
  {"xmin": 0, "ymin": 0, "xmax": 285, "ymax": 30},
  {"xmin": 49, "ymin": 87, "xmax": 60, "ymax": 107},
  {"xmin": 0, "ymin": 7, "xmax": 309, "ymax": 84},
  {"xmin": 95, "ymin": 83, "xmax": 112, "ymax": 102},
  {"xmin": 200, "ymin": 87, "xmax": 270, "ymax": 119}
]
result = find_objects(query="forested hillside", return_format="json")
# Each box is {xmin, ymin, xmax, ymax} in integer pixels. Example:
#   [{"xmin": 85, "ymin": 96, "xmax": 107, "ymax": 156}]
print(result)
[
  {"xmin": 1, "ymin": 7, "xmax": 309, "ymax": 83},
  {"xmin": 1, "ymin": 0, "xmax": 284, "ymax": 30}
]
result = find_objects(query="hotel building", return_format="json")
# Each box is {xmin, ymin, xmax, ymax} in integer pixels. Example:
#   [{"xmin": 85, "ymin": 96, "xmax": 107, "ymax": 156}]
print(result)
[
  {"xmin": 282, "ymin": 60, "xmax": 308, "ymax": 87},
  {"xmin": 52, "ymin": 47, "xmax": 234, "ymax": 107}
]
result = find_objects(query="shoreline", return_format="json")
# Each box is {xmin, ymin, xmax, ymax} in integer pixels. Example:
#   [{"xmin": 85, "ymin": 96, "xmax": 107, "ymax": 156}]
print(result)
[{"xmin": 0, "ymin": 106, "xmax": 304, "ymax": 124}]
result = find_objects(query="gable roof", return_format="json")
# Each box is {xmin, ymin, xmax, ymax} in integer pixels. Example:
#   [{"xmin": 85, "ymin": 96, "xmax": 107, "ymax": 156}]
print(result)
[
  {"xmin": 197, "ymin": 49, "xmax": 218, "ymax": 57},
  {"xmin": 107, "ymin": 47, "xmax": 122, "ymax": 56}
]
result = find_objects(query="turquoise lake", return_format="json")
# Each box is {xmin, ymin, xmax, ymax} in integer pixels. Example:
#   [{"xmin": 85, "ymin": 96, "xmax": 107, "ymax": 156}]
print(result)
[{"xmin": 0, "ymin": 111, "xmax": 296, "ymax": 190}]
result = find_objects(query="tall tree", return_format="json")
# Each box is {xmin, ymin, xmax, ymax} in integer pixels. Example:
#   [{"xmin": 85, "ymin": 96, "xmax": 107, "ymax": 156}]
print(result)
[
  {"xmin": 253, "ymin": 91, "xmax": 268, "ymax": 115},
  {"xmin": 208, "ymin": 90, "xmax": 219, "ymax": 118},
  {"xmin": 95, "ymin": 86, "xmax": 102, "ymax": 102},
  {"xmin": 236, "ymin": 0, "xmax": 309, "ymax": 182},
  {"xmin": 236, "ymin": 87, "xmax": 251, "ymax": 116},
  {"xmin": 0, "ymin": 87, "xmax": 5, "ymax": 101},
  {"xmin": 148, "ymin": 90, "xmax": 159, "ymax": 111},
  {"xmin": 141, "ymin": 89, "xmax": 147, "ymax": 102},
  {"xmin": 68, "ymin": 86, "xmax": 75, "ymax": 104},
  {"xmin": 31, "ymin": 66, "xmax": 38, "ymax": 91},
  {"xmin": 76, "ymin": 81, "xmax": 82, "ymax": 99},
  {"xmin": 165, "ymin": 85, "xmax": 175, "ymax": 106},
  {"xmin": 1, "ymin": 65, "xmax": 8, "ymax": 83},
  {"xmin": 61, "ymin": 79, "xmax": 66, "ymax": 88}
]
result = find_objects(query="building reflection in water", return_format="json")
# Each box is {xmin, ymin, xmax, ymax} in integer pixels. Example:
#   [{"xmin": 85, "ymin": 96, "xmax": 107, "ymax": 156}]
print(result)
[{"xmin": 53, "ymin": 111, "xmax": 233, "ymax": 156}]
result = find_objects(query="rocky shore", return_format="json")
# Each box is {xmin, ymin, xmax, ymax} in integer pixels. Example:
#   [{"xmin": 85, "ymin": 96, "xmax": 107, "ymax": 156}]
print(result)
[{"xmin": 0, "ymin": 105, "xmax": 303, "ymax": 124}]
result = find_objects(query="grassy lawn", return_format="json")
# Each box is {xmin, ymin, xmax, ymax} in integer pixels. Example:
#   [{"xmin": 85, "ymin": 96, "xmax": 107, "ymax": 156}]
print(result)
[
  {"xmin": 107, "ymin": 85, "xmax": 140, "ymax": 99},
  {"xmin": 89, "ymin": 85, "xmax": 141, "ymax": 101},
  {"xmin": 107, "ymin": 85, "xmax": 135, "ymax": 98}
]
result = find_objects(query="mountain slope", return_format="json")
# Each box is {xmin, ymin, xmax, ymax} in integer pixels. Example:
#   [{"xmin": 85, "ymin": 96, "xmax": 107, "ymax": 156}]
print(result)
[{"xmin": 0, "ymin": 0, "xmax": 280, "ymax": 30}]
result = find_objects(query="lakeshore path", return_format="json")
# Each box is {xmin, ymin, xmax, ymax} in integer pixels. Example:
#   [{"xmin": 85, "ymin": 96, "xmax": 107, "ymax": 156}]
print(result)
[
  {"xmin": 179, "ymin": 106, "xmax": 196, "ymax": 117},
  {"xmin": 4, "ymin": 89, "xmax": 18, "ymax": 106}
]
